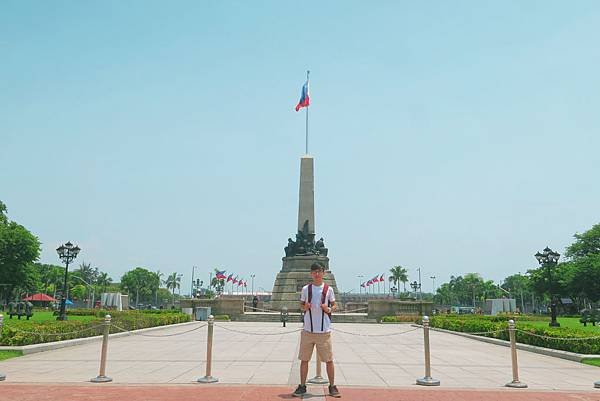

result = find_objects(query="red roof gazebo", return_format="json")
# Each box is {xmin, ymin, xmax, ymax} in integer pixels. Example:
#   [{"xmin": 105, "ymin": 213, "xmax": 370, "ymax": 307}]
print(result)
[{"xmin": 22, "ymin": 293, "xmax": 57, "ymax": 302}]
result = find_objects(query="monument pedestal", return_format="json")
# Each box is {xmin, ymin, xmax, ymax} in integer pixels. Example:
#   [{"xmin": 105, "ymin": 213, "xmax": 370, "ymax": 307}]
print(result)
[{"xmin": 271, "ymin": 255, "xmax": 339, "ymax": 311}]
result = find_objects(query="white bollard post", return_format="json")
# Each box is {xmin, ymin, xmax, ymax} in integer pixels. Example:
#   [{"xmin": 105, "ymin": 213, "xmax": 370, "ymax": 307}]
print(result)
[
  {"xmin": 91, "ymin": 314, "xmax": 113, "ymax": 382},
  {"xmin": 0, "ymin": 314, "xmax": 5, "ymax": 381},
  {"xmin": 307, "ymin": 353, "xmax": 328, "ymax": 384},
  {"xmin": 505, "ymin": 319, "xmax": 527, "ymax": 388},
  {"xmin": 197, "ymin": 315, "xmax": 218, "ymax": 383},
  {"xmin": 416, "ymin": 316, "xmax": 440, "ymax": 386}
]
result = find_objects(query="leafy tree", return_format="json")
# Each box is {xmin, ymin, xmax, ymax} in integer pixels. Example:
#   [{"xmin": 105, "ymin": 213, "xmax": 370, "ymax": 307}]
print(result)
[
  {"xmin": 121, "ymin": 267, "xmax": 160, "ymax": 306},
  {"xmin": 0, "ymin": 201, "xmax": 41, "ymax": 303},
  {"xmin": 565, "ymin": 223, "xmax": 600, "ymax": 259},
  {"xmin": 388, "ymin": 265, "xmax": 408, "ymax": 295}
]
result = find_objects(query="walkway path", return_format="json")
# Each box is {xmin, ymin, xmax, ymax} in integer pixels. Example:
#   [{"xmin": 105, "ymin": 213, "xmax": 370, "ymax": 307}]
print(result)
[{"xmin": 0, "ymin": 321, "xmax": 598, "ymax": 399}]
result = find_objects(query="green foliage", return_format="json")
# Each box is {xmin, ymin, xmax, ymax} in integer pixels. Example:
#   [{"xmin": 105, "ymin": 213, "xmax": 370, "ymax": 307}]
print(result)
[
  {"xmin": 380, "ymin": 315, "xmax": 419, "ymax": 323},
  {"xmin": 210, "ymin": 268, "xmax": 225, "ymax": 294},
  {"xmin": 0, "ymin": 200, "xmax": 41, "ymax": 302},
  {"xmin": 581, "ymin": 358, "xmax": 600, "ymax": 367},
  {"xmin": 0, "ymin": 310, "xmax": 190, "ymax": 346},
  {"xmin": 388, "ymin": 266, "xmax": 408, "ymax": 293},
  {"xmin": 434, "ymin": 273, "xmax": 502, "ymax": 306},
  {"xmin": 565, "ymin": 223, "xmax": 600, "ymax": 259},
  {"xmin": 0, "ymin": 350, "xmax": 22, "ymax": 361},
  {"xmin": 213, "ymin": 315, "xmax": 230, "ymax": 321},
  {"xmin": 120, "ymin": 267, "xmax": 161, "ymax": 304},
  {"xmin": 428, "ymin": 315, "xmax": 600, "ymax": 354}
]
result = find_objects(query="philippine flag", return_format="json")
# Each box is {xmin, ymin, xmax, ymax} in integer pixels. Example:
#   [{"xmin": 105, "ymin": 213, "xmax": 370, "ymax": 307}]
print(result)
[
  {"xmin": 226, "ymin": 274, "xmax": 233, "ymax": 283},
  {"xmin": 295, "ymin": 80, "xmax": 310, "ymax": 111},
  {"xmin": 216, "ymin": 270, "xmax": 227, "ymax": 280}
]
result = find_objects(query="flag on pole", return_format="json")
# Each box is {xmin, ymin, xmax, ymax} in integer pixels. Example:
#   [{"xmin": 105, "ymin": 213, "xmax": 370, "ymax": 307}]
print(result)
[
  {"xmin": 367, "ymin": 279, "xmax": 373, "ymax": 286},
  {"xmin": 380, "ymin": 274, "xmax": 384, "ymax": 282},
  {"xmin": 232, "ymin": 276, "xmax": 238, "ymax": 285},
  {"xmin": 216, "ymin": 270, "xmax": 227, "ymax": 280},
  {"xmin": 360, "ymin": 282, "xmax": 366, "ymax": 288},
  {"xmin": 295, "ymin": 80, "xmax": 310, "ymax": 111},
  {"xmin": 226, "ymin": 274, "xmax": 233, "ymax": 283},
  {"xmin": 237, "ymin": 279, "xmax": 243, "ymax": 287},
  {"xmin": 372, "ymin": 275, "xmax": 379, "ymax": 283}
]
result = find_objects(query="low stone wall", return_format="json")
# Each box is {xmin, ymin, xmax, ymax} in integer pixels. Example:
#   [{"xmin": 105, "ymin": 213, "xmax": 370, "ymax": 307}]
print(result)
[
  {"xmin": 367, "ymin": 299, "xmax": 433, "ymax": 320},
  {"xmin": 180, "ymin": 298, "xmax": 244, "ymax": 318}
]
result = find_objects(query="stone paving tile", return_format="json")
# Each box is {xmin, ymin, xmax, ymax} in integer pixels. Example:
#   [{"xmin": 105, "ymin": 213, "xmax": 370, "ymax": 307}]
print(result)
[{"xmin": 1, "ymin": 321, "xmax": 600, "ymax": 392}]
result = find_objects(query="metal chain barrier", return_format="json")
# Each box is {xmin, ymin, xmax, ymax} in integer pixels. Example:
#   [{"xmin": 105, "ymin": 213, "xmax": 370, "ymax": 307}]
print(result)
[
  {"xmin": 213, "ymin": 323, "xmax": 302, "ymax": 336},
  {"xmin": 110, "ymin": 322, "xmax": 207, "ymax": 337},
  {"xmin": 332, "ymin": 326, "xmax": 420, "ymax": 337}
]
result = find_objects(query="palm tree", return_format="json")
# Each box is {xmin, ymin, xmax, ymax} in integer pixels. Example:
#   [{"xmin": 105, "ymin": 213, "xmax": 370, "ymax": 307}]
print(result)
[
  {"xmin": 165, "ymin": 272, "xmax": 181, "ymax": 307},
  {"xmin": 77, "ymin": 261, "xmax": 99, "ymax": 284},
  {"xmin": 389, "ymin": 265, "xmax": 409, "ymax": 297},
  {"xmin": 153, "ymin": 270, "xmax": 164, "ymax": 306},
  {"xmin": 96, "ymin": 272, "xmax": 113, "ymax": 293}
]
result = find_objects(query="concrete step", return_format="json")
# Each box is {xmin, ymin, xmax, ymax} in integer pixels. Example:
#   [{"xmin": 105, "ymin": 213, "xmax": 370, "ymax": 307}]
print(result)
[{"xmin": 231, "ymin": 312, "xmax": 378, "ymax": 324}]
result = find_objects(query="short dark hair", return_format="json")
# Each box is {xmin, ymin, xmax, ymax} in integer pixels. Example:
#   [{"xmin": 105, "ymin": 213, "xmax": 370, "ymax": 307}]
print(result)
[{"xmin": 310, "ymin": 262, "xmax": 325, "ymax": 272}]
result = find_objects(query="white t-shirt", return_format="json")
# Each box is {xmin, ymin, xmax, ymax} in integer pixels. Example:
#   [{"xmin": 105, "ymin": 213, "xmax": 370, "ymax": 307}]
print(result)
[{"xmin": 300, "ymin": 283, "xmax": 336, "ymax": 333}]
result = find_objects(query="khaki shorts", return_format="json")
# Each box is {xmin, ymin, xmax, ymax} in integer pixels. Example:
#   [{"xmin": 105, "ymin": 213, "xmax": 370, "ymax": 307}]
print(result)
[{"xmin": 298, "ymin": 330, "xmax": 333, "ymax": 362}]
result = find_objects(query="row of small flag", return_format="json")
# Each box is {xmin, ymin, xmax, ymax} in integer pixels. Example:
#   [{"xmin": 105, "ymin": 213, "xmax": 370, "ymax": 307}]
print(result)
[
  {"xmin": 360, "ymin": 274, "xmax": 385, "ymax": 288},
  {"xmin": 215, "ymin": 270, "xmax": 248, "ymax": 287}
]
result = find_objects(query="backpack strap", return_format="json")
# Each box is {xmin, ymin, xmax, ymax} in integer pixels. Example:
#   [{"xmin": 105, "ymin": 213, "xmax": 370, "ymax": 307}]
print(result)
[
  {"xmin": 320, "ymin": 283, "xmax": 331, "ymax": 331},
  {"xmin": 307, "ymin": 284, "xmax": 313, "ymax": 332}
]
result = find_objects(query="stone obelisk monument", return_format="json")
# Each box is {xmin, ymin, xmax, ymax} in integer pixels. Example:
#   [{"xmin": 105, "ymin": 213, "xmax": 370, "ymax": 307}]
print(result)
[{"xmin": 270, "ymin": 155, "xmax": 339, "ymax": 311}]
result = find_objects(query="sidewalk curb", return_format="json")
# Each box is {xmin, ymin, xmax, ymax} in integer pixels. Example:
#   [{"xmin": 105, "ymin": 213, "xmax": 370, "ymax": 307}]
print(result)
[
  {"xmin": 421, "ymin": 325, "xmax": 600, "ymax": 362},
  {"xmin": 0, "ymin": 321, "xmax": 200, "ymax": 355}
]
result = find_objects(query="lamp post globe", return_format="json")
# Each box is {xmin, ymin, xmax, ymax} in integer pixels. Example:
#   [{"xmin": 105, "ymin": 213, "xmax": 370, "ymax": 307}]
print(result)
[
  {"xmin": 56, "ymin": 242, "xmax": 81, "ymax": 321},
  {"xmin": 534, "ymin": 246, "xmax": 561, "ymax": 327}
]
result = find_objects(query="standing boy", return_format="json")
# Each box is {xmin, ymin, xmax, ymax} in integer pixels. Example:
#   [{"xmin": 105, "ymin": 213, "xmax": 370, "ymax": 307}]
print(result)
[{"xmin": 293, "ymin": 262, "xmax": 340, "ymax": 397}]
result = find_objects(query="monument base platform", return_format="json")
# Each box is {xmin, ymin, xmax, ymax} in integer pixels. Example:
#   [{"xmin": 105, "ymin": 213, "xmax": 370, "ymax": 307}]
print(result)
[{"xmin": 271, "ymin": 255, "xmax": 339, "ymax": 312}]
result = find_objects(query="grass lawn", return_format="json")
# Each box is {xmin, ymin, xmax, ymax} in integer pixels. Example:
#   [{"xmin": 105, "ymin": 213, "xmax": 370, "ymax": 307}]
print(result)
[
  {"xmin": 582, "ymin": 358, "xmax": 600, "ymax": 367},
  {"xmin": 3, "ymin": 311, "xmax": 97, "ymax": 325},
  {"xmin": 520, "ymin": 317, "xmax": 600, "ymax": 333},
  {"xmin": 0, "ymin": 350, "xmax": 23, "ymax": 361}
]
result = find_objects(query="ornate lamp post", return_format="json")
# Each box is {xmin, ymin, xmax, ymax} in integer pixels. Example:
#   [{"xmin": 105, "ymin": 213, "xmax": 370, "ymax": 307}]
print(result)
[
  {"xmin": 56, "ymin": 242, "xmax": 80, "ymax": 321},
  {"xmin": 410, "ymin": 280, "xmax": 421, "ymax": 300},
  {"xmin": 534, "ymin": 247, "xmax": 561, "ymax": 327}
]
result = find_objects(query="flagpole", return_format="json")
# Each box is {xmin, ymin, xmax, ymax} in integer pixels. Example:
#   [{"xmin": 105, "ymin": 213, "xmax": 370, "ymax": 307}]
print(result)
[{"xmin": 305, "ymin": 70, "xmax": 310, "ymax": 155}]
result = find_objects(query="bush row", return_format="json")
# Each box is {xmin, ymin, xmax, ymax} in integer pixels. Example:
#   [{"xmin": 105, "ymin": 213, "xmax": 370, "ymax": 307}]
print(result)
[
  {"xmin": 63, "ymin": 309, "xmax": 181, "ymax": 317},
  {"xmin": 0, "ymin": 311, "xmax": 191, "ymax": 346},
  {"xmin": 426, "ymin": 316, "xmax": 600, "ymax": 354}
]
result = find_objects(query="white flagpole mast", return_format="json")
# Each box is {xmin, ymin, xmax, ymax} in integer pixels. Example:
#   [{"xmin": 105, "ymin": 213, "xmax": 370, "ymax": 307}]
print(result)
[{"xmin": 305, "ymin": 70, "xmax": 310, "ymax": 155}]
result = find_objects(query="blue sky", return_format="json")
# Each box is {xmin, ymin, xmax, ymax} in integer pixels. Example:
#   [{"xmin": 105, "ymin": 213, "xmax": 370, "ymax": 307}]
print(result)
[{"xmin": 2, "ymin": 1, "xmax": 599, "ymax": 295}]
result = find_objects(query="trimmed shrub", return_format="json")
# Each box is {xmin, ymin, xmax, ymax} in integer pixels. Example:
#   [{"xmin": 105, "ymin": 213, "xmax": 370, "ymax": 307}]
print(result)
[
  {"xmin": 0, "ymin": 311, "xmax": 191, "ymax": 346},
  {"xmin": 427, "ymin": 315, "xmax": 600, "ymax": 354}
]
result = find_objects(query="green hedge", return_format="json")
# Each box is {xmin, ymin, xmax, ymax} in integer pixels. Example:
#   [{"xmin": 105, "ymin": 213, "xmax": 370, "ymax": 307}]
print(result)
[
  {"xmin": 380, "ymin": 315, "xmax": 419, "ymax": 323},
  {"xmin": 0, "ymin": 311, "xmax": 191, "ymax": 346},
  {"xmin": 427, "ymin": 316, "xmax": 600, "ymax": 354}
]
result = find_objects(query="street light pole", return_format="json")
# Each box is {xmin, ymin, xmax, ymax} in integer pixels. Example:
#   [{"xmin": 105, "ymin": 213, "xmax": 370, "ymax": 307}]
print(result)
[
  {"xmin": 56, "ymin": 242, "xmax": 81, "ymax": 321},
  {"xmin": 250, "ymin": 274, "xmax": 255, "ymax": 296},
  {"xmin": 72, "ymin": 275, "xmax": 94, "ymax": 309},
  {"xmin": 535, "ymin": 247, "xmax": 561, "ymax": 327},
  {"xmin": 357, "ymin": 275, "xmax": 364, "ymax": 297},
  {"xmin": 191, "ymin": 266, "xmax": 196, "ymax": 298},
  {"xmin": 430, "ymin": 276, "xmax": 436, "ymax": 294},
  {"xmin": 417, "ymin": 268, "xmax": 422, "ymax": 301}
]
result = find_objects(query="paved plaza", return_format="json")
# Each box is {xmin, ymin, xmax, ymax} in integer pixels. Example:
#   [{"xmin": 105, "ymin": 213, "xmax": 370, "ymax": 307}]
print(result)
[{"xmin": 1, "ymin": 321, "xmax": 599, "ymax": 400}]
